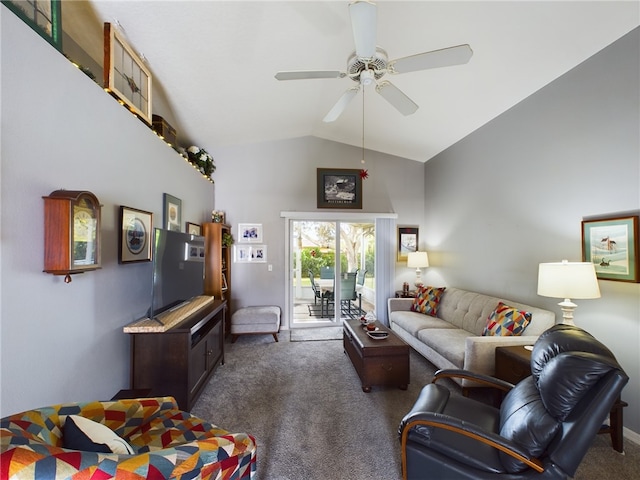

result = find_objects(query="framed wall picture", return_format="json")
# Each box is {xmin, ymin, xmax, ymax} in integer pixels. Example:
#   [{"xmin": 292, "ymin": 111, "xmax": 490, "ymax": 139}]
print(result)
[
  {"xmin": 317, "ymin": 168, "xmax": 362, "ymax": 209},
  {"xmin": 186, "ymin": 222, "xmax": 201, "ymax": 235},
  {"xmin": 582, "ymin": 215, "xmax": 639, "ymax": 283},
  {"xmin": 238, "ymin": 223, "xmax": 263, "ymax": 243},
  {"xmin": 163, "ymin": 193, "xmax": 182, "ymax": 232},
  {"xmin": 119, "ymin": 206, "xmax": 152, "ymax": 263},
  {"xmin": 103, "ymin": 22, "xmax": 152, "ymax": 125},
  {"xmin": 234, "ymin": 244, "xmax": 267, "ymax": 263},
  {"xmin": 2, "ymin": 0, "xmax": 62, "ymax": 51},
  {"xmin": 397, "ymin": 226, "xmax": 419, "ymax": 262}
]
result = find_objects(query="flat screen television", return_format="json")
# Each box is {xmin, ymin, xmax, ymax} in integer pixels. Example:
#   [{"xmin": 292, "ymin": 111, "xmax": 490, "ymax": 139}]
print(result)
[{"xmin": 149, "ymin": 228, "xmax": 205, "ymax": 319}]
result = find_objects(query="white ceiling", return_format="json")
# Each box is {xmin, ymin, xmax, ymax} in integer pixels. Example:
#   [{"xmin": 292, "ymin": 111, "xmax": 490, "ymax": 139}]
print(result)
[{"xmin": 84, "ymin": 1, "xmax": 638, "ymax": 163}]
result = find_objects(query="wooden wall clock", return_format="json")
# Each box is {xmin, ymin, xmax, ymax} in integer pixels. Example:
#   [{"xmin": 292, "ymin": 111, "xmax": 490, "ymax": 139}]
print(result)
[{"xmin": 43, "ymin": 190, "xmax": 102, "ymax": 283}]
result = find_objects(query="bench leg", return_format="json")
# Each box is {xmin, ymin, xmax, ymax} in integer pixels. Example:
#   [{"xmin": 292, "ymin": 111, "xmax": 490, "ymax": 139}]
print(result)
[
  {"xmin": 272, "ymin": 333, "xmax": 279, "ymax": 342},
  {"xmin": 231, "ymin": 334, "xmax": 239, "ymax": 343}
]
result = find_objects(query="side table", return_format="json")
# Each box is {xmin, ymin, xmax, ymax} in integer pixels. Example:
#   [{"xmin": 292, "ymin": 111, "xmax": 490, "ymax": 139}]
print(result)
[
  {"xmin": 495, "ymin": 345, "xmax": 627, "ymax": 453},
  {"xmin": 395, "ymin": 290, "xmax": 416, "ymax": 298}
]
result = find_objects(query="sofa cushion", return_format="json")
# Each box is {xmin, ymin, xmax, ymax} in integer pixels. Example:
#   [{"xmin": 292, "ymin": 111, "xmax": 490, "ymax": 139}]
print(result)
[
  {"xmin": 63, "ymin": 415, "xmax": 134, "ymax": 454},
  {"xmin": 482, "ymin": 302, "xmax": 532, "ymax": 337},
  {"xmin": 418, "ymin": 328, "xmax": 472, "ymax": 368},
  {"xmin": 411, "ymin": 286, "xmax": 446, "ymax": 316},
  {"xmin": 390, "ymin": 311, "xmax": 456, "ymax": 336}
]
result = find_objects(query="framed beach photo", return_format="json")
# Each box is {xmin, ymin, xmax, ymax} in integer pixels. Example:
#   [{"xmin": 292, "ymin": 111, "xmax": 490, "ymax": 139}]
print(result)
[
  {"xmin": 118, "ymin": 206, "xmax": 152, "ymax": 263},
  {"xmin": 163, "ymin": 193, "xmax": 182, "ymax": 232},
  {"xmin": 317, "ymin": 168, "xmax": 362, "ymax": 209},
  {"xmin": 582, "ymin": 215, "xmax": 639, "ymax": 283},
  {"xmin": 238, "ymin": 223, "xmax": 263, "ymax": 243},
  {"xmin": 397, "ymin": 226, "xmax": 419, "ymax": 262}
]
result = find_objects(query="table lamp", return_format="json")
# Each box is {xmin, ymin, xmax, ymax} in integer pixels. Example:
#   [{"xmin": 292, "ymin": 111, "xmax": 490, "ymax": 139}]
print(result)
[
  {"xmin": 537, "ymin": 260, "xmax": 601, "ymax": 325},
  {"xmin": 407, "ymin": 251, "xmax": 429, "ymax": 288}
]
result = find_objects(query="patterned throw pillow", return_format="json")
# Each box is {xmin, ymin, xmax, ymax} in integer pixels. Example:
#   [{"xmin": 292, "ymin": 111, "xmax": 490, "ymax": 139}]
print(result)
[
  {"xmin": 410, "ymin": 286, "xmax": 446, "ymax": 317},
  {"xmin": 483, "ymin": 302, "xmax": 532, "ymax": 336}
]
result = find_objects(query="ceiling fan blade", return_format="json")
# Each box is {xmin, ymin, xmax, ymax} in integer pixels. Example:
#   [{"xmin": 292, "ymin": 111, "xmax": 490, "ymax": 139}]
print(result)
[
  {"xmin": 275, "ymin": 71, "xmax": 346, "ymax": 81},
  {"xmin": 375, "ymin": 81, "xmax": 418, "ymax": 116},
  {"xmin": 323, "ymin": 87, "xmax": 360, "ymax": 123},
  {"xmin": 389, "ymin": 44, "xmax": 473, "ymax": 74},
  {"xmin": 349, "ymin": 0, "xmax": 377, "ymax": 59}
]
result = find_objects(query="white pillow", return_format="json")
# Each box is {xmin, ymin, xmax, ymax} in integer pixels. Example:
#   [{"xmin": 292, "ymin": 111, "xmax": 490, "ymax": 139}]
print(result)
[{"xmin": 63, "ymin": 415, "xmax": 134, "ymax": 454}]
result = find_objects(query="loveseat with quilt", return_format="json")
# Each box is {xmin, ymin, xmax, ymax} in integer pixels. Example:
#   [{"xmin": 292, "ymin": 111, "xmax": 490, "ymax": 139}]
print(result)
[
  {"xmin": 0, "ymin": 396, "xmax": 256, "ymax": 479},
  {"xmin": 388, "ymin": 287, "xmax": 556, "ymax": 388}
]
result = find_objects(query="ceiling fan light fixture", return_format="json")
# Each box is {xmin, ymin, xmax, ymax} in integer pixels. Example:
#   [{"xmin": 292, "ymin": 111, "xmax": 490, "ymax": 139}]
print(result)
[{"xmin": 360, "ymin": 69, "xmax": 375, "ymax": 86}]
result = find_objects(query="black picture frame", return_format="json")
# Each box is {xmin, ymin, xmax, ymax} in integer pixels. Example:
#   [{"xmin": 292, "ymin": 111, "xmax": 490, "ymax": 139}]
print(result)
[
  {"xmin": 397, "ymin": 226, "xmax": 419, "ymax": 262},
  {"xmin": 163, "ymin": 193, "xmax": 182, "ymax": 232},
  {"xmin": 316, "ymin": 168, "xmax": 362, "ymax": 209},
  {"xmin": 118, "ymin": 206, "xmax": 152, "ymax": 264}
]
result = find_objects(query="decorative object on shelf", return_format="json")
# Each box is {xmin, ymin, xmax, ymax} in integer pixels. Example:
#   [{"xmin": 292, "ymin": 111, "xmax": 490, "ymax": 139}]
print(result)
[
  {"xmin": 397, "ymin": 226, "xmax": 418, "ymax": 261},
  {"xmin": 238, "ymin": 223, "xmax": 263, "ymax": 243},
  {"xmin": 152, "ymin": 115, "xmax": 177, "ymax": 147},
  {"xmin": 186, "ymin": 222, "xmax": 201, "ymax": 235},
  {"xmin": 407, "ymin": 251, "xmax": 429, "ymax": 288},
  {"xmin": 163, "ymin": 193, "xmax": 182, "ymax": 232},
  {"xmin": 537, "ymin": 260, "xmax": 601, "ymax": 325},
  {"xmin": 185, "ymin": 146, "xmax": 216, "ymax": 179},
  {"xmin": 2, "ymin": 0, "xmax": 62, "ymax": 50},
  {"xmin": 582, "ymin": 215, "xmax": 639, "ymax": 283},
  {"xmin": 234, "ymin": 245, "xmax": 267, "ymax": 263},
  {"xmin": 43, "ymin": 190, "xmax": 102, "ymax": 283},
  {"xmin": 211, "ymin": 210, "xmax": 225, "ymax": 223},
  {"xmin": 222, "ymin": 232, "xmax": 234, "ymax": 247},
  {"xmin": 317, "ymin": 168, "xmax": 362, "ymax": 209},
  {"xmin": 103, "ymin": 23, "xmax": 152, "ymax": 125},
  {"xmin": 119, "ymin": 206, "xmax": 152, "ymax": 264}
]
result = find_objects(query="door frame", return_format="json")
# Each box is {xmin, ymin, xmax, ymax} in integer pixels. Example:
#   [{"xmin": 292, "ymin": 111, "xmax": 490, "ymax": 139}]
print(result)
[{"xmin": 281, "ymin": 211, "xmax": 397, "ymax": 330}]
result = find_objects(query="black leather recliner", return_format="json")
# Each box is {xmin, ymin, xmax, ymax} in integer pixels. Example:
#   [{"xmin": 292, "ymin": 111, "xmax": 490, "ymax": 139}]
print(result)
[{"xmin": 398, "ymin": 324, "xmax": 628, "ymax": 479}]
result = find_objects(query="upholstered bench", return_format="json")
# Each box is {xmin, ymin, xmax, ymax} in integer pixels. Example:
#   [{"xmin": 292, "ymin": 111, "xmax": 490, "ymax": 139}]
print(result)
[{"xmin": 231, "ymin": 305, "xmax": 281, "ymax": 343}]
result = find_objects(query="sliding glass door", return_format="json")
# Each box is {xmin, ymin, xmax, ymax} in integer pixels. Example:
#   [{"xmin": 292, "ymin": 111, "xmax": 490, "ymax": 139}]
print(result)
[{"xmin": 290, "ymin": 219, "xmax": 375, "ymax": 327}]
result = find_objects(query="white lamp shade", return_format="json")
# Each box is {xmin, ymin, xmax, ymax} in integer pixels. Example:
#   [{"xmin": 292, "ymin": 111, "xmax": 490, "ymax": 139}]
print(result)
[
  {"xmin": 537, "ymin": 261, "xmax": 601, "ymax": 299},
  {"xmin": 407, "ymin": 251, "xmax": 429, "ymax": 268}
]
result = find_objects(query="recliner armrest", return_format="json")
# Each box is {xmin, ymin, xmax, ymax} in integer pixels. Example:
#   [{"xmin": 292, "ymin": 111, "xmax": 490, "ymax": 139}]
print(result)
[{"xmin": 433, "ymin": 369, "xmax": 514, "ymax": 392}]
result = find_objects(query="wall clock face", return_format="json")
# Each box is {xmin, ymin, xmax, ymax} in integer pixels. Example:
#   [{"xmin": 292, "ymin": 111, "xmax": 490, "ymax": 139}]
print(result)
[{"xmin": 73, "ymin": 198, "xmax": 98, "ymax": 266}]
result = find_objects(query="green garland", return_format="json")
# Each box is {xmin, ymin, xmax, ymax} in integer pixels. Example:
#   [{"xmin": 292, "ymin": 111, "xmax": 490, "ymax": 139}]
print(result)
[{"xmin": 186, "ymin": 146, "xmax": 216, "ymax": 179}]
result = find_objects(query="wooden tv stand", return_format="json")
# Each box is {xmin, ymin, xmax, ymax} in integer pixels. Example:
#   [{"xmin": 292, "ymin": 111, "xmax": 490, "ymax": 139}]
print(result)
[{"xmin": 124, "ymin": 298, "xmax": 226, "ymax": 410}]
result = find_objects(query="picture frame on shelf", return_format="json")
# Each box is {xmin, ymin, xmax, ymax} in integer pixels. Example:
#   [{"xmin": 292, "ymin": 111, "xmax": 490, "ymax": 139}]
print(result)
[
  {"xmin": 163, "ymin": 193, "xmax": 182, "ymax": 232},
  {"xmin": 397, "ymin": 226, "xmax": 418, "ymax": 262},
  {"xmin": 103, "ymin": 22, "xmax": 152, "ymax": 125},
  {"xmin": 186, "ymin": 222, "xmax": 201, "ymax": 235},
  {"xmin": 582, "ymin": 215, "xmax": 639, "ymax": 283},
  {"xmin": 118, "ymin": 206, "xmax": 152, "ymax": 264},
  {"xmin": 222, "ymin": 273, "xmax": 228, "ymax": 291},
  {"xmin": 3, "ymin": 0, "xmax": 62, "ymax": 51},
  {"xmin": 238, "ymin": 223, "xmax": 263, "ymax": 243},
  {"xmin": 317, "ymin": 168, "xmax": 362, "ymax": 209}
]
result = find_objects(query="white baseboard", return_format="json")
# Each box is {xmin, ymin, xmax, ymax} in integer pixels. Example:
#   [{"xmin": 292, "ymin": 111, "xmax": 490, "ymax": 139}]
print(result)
[{"xmin": 624, "ymin": 427, "xmax": 640, "ymax": 446}]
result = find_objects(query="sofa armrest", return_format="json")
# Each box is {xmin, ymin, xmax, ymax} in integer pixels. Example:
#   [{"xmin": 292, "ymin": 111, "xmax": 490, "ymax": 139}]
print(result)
[
  {"xmin": 387, "ymin": 297, "xmax": 414, "ymax": 316},
  {"xmin": 463, "ymin": 336, "xmax": 538, "ymax": 380}
]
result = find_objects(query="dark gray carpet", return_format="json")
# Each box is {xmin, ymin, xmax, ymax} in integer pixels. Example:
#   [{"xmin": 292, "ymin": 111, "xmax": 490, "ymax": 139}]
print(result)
[
  {"xmin": 192, "ymin": 331, "xmax": 640, "ymax": 480},
  {"xmin": 290, "ymin": 326, "xmax": 343, "ymax": 342}
]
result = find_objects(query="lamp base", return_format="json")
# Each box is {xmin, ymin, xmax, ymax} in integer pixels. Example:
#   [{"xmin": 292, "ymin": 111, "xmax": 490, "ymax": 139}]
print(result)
[{"xmin": 558, "ymin": 299, "xmax": 577, "ymax": 326}]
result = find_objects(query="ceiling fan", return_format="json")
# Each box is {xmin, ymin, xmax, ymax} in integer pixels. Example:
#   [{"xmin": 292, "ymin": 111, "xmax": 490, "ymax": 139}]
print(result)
[{"xmin": 274, "ymin": 0, "xmax": 473, "ymax": 122}]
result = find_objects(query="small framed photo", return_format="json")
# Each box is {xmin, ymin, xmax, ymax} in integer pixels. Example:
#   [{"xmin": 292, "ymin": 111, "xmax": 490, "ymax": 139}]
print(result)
[
  {"xmin": 251, "ymin": 245, "xmax": 267, "ymax": 263},
  {"xmin": 582, "ymin": 215, "xmax": 639, "ymax": 283},
  {"xmin": 186, "ymin": 243, "xmax": 205, "ymax": 262},
  {"xmin": 163, "ymin": 193, "xmax": 182, "ymax": 232},
  {"xmin": 317, "ymin": 168, "xmax": 362, "ymax": 209},
  {"xmin": 397, "ymin": 226, "xmax": 419, "ymax": 262},
  {"xmin": 103, "ymin": 22, "xmax": 152, "ymax": 125},
  {"xmin": 119, "ymin": 206, "xmax": 152, "ymax": 263},
  {"xmin": 235, "ymin": 245, "xmax": 252, "ymax": 263},
  {"xmin": 238, "ymin": 223, "xmax": 263, "ymax": 243},
  {"xmin": 186, "ymin": 222, "xmax": 201, "ymax": 235}
]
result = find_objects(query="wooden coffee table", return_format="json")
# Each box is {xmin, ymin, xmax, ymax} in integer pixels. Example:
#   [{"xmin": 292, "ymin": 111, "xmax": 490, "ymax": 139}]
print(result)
[{"xmin": 343, "ymin": 319, "xmax": 410, "ymax": 392}]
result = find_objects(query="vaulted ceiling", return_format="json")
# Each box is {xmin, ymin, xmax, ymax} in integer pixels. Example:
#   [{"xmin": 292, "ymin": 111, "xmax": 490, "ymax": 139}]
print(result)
[{"xmin": 68, "ymin": 1, "xmax": 638, "ymax": 163}]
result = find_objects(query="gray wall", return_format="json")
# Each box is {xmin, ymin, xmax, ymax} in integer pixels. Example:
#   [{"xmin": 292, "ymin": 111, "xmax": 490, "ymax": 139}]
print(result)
[
  {"xmin": 421, "ymin": 28, "xmax": 639, "ymax": 435},
  {"xmin": 0, "ymin": 9, "xmax": 214, "ymax": 415}
]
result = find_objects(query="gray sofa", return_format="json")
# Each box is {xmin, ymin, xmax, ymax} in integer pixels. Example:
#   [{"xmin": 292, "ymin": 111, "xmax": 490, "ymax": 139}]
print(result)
[{"xmin": 388, "ymin": 287, "xmax": 556, "ymax": 387}]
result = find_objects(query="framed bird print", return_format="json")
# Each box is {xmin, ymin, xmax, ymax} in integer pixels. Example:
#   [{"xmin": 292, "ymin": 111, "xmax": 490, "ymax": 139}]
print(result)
[{"xmin": 103, "ymin": 22, "xmax": 152, "ymax": 125}]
